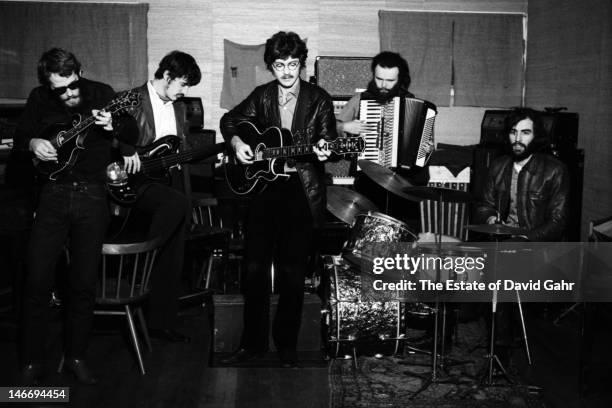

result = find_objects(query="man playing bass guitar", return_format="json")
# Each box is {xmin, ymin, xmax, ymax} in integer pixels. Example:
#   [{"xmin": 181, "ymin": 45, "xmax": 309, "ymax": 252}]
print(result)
[
  {"xmin": 115, "ymin": 51, "xmax": 202, "ymax": 343},
  {"xmin": 220, "ymin": 31, "xmax": 335, "ymax": 367}
]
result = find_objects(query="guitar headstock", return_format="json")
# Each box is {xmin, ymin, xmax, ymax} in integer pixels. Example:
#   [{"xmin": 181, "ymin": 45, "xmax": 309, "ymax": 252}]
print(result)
[
  {"xmin": 108, "ymin": 90, "xmax": 141, "ymax": 114},
  {"xmin": 328, "ymin": 137, "xmax": 366, "ymax": 155}
]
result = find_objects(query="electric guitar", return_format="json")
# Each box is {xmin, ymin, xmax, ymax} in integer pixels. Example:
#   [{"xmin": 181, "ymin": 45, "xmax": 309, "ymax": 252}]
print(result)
[
  {"xmin": 35, "ymin": 90, "xmax": 140, "ymax": 180},
  {"xmin": 224, "ymin": 121, "xmax": 366, "ymax": 195},
  {"xmin": 106, "ymin": 135, "xmax": 225, "ymax": 205}
]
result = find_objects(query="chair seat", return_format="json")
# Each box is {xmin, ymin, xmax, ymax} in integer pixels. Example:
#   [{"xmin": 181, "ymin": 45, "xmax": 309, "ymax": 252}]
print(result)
[
  {"xmin": 96, "ymin": 279, "xmax": 150, "ymax": 305},
  {"xmin": 188, "ymin": 225, "xmax": 232, "ymax": 241}
]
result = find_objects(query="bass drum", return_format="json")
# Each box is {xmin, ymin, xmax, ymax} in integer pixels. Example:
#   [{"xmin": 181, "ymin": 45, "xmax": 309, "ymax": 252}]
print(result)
[
  {"xmin": 342, "ymin": 211, "xmax": 417, "ymax": 265},
  {"xmin": 324, "ymin": 257, "xmax": 406, "ymax": 357}
]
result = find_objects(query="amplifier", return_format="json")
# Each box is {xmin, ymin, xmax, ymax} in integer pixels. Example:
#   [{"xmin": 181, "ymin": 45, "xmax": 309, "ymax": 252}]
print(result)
[
  {"xmin": 481, "ymin": 109, "xmax": 579, "ymax": 151},
  {"xmin": 0, "ymin": 104, "xmax": 25, "ymax": 143},
  {"xmin": 315, "ymin": 56, "xmax": 372, "ymax": 98},
  {"xmin": 181, "ymin": 97, "xmax": 204, "ymax": 131},
  {"xmin": 212, "ymin": 293, "xmax": 322, "ymax": 353}
]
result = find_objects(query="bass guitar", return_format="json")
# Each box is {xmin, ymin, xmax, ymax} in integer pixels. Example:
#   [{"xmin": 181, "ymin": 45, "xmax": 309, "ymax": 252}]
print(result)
[
  {"xmin": 224, "ymin": 121, "xmax": 365, "ymax": 195},
  {"xmin": 106, "ymin": 135, "xmax": 225, "ymax": 205},
  {"xmin": 35, "ymin": 90, "xmax": 140, "ymax": 180}
]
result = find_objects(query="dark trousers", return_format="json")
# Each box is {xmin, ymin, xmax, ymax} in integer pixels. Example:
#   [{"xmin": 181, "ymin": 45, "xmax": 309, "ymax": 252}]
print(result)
[
  {"xmin": 21, "ymin": 182, "xmax": 109, "ymax": 364},
  {"xmin": 133, "ymin": 183, "xmax": 189, "ymax": 330},
  {"xmin": 241, "ymin": 176, "xmax": 314, "ymax": 352}
]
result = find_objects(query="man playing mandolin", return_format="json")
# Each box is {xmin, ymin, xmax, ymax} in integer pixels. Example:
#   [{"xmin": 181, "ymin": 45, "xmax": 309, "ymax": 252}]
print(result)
[
  {"xmin": 15, "ymin": 48, "xmax": 133, "ymax": 385},
  {"xmin": 220, "ymin": 31, "xmax": 335, "ymax": 367}
]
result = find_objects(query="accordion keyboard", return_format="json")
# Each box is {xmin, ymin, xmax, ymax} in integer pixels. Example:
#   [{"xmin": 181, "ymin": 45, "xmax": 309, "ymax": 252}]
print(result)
[{"xmin": 358, "ymin": 97, "xmax": 400, "ymax": 167}]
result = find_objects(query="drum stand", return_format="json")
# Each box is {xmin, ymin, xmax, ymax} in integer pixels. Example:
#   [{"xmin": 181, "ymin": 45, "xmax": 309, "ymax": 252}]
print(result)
[
  {"xmin": 403, "ymin": 193, "xmax": 472, "ymax": 399},
  {"xmin": 480, "ymin": 237, "xmax": 532, "ymax": 386}
]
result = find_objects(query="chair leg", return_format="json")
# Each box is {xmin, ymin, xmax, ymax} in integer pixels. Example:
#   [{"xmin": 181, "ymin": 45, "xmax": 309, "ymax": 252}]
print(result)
[
  {"xmin": 57, "ymin": 354, "xmax": 65, "ymax": 373},
  {"xmin": 136, "ymin": 307, "xmax": 152, "ymax": 353},
  {"xmin": 125, "ymin": 305, "xmax": 146, "ymax": 375},
  {"xmin": 205, "ymin": 253, "xmax": 214, "ymax": 290}
]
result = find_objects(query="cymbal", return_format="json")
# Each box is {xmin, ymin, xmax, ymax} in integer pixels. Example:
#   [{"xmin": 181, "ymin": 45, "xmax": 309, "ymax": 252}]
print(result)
[
  {"xmin": 402, "ymin": 186, "xmax": 474, "ymax": 203},
  {"xmin": 357, "ymin": 160, "xmax": 420, "ymax": 201},
  {"xmin": 327, "ymin": 186, "xmax": 379, "ymax": 224},
  {"xmin": 467, "ymin": 223, "xmax": 528, "ymax": 236}
]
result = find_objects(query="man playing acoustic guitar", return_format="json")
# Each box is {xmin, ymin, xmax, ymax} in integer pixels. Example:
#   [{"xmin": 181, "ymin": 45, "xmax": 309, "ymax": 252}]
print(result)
[{"xmin": 220, "ymin": 31, "xmax": 335, "ymax": 367}]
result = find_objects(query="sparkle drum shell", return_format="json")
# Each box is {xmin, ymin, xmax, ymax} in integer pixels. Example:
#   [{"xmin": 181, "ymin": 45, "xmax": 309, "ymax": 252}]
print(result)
[
  {"xmin": 342, "ymin": 212, "xmax": 417, "ymax": 264},
  {"xmin": 325, "ymin": 257, "xmax": 406, "ymax": 357}
]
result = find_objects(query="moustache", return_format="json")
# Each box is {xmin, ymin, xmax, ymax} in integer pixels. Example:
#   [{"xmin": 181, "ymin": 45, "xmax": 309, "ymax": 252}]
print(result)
[
  {"xmin": 175, "ymin": 93, "xmax": 185, "ymax": 99},
  {"xmin": 512, "ymin": 142, "xmax": 527, "ymax": 149}
]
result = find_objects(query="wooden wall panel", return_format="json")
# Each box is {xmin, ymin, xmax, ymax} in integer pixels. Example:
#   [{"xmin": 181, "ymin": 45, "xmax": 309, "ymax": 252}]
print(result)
[{"xmin": 210, "ymin": 0, "xmax": 321, "ymax": 134}]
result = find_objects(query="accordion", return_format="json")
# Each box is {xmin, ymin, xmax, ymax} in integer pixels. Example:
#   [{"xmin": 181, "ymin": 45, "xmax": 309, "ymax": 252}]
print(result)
[{"xmin": 358, "ymin": 97, "xmax": 437, "ymax": 169}]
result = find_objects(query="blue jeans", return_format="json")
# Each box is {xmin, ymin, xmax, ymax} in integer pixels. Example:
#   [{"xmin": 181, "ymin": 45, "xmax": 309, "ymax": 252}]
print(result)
[{"xmin": 21, "ymin": 181, "xmax": 109, "ymax": 364}]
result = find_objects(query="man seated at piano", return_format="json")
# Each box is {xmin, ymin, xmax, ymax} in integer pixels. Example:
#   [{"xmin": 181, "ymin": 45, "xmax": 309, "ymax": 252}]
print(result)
[{"xmin": 474, "ymin": 107, "xmax": 570, "ymax": 242}]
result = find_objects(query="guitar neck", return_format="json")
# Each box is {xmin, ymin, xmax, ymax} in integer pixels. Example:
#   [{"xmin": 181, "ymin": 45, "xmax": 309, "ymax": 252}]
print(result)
[
  {"xmin": 50, "ymin": 97, "xmax": 129, "ymax": 148},
  {"xmin": 140, "ymin": 145, "xmax": 221, "ymax": 174},
  {"xmin": 263, "ymin": 141, "xmax": 342, "ymax": 159},
  {"xmin": 50, "ymin": 115, "xmax": 96, "ymax": 148}
]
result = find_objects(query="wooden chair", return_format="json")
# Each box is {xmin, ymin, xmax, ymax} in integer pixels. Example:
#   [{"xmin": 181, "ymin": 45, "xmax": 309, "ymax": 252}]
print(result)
[
  {"xmin": 92, "ymin": 238, "xmax": 161, "ymax": 375},
  {"xmin": 182, "ymin": 195, "xmax": 232, "ymax": 297}
]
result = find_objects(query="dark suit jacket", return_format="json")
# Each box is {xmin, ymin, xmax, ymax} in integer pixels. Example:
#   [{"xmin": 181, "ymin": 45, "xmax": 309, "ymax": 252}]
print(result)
[{"xmin": 118, "ymin": 83, "xmax": 189, "ymax": 156}]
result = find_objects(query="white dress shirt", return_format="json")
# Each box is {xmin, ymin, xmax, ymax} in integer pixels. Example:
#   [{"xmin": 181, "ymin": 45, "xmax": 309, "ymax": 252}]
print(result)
[{"xmin": 147, "ymin": 81, "xmax": 177, "ymax": 141}]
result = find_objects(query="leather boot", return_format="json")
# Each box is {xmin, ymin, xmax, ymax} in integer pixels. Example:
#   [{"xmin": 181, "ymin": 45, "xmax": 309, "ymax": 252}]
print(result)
[{"xmin": 64, "ymin": 358, "xmax": 98, "ymax": 385}]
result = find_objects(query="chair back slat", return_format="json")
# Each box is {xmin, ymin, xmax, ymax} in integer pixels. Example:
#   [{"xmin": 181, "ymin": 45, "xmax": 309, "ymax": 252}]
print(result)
[
  {"xmin": 419, "ymin": 182, "xmax": 470, "ymax": 241},
  {"xmin": 97, "ymin": 238, "xmax": 162, "ymax": 304},
  {"xmin": 115, "ymin": 255, "xmax": 124, "ymax": 299},
  {"xmin": 143, "ymin": 249, "xmax": 158, "ymax": 291},
  {"xmin": 129, "ymin": 253, "xmax": 140, "ymax": 298}
]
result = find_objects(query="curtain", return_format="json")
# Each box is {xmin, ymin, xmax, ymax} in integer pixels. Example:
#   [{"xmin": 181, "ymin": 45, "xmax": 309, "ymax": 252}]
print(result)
[
  {"xmin": 0, "ymin": 1, "xmax": 148, "ymax": 98},
  {"xmin": 220, "ymin": 40, "xmax": 275, "ymax": 110},
  {"xmin": 379, "ymin": 11, "xmax": 523, "ymax": 108},
  {"xmin": 220, "ymin": 38, "xmax": 308, "ymax": 110}
]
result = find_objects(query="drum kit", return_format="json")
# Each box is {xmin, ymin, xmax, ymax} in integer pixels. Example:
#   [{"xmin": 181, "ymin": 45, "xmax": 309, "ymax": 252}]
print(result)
[{"xmin": 324, "ymin": 159, "xmax": 532, "ymax": 387}]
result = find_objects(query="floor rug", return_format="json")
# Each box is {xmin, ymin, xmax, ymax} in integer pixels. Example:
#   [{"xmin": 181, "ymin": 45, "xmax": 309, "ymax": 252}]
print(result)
[{"xmin": 329, "ymin": 320, "xmax": 547, "ymax": 408}]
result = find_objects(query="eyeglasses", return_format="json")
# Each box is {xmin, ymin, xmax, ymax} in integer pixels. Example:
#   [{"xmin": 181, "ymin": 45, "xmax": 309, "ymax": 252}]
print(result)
[
  {"xmin": 271, "ymin": 60, "xmax": 300, "ymax": 71},
  {"xmin": 51, "ymin": 79, "xmax": 81, "ymax": 96}
]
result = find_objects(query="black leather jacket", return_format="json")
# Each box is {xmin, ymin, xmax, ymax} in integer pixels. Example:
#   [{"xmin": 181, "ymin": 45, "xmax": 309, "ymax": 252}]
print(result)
[
  {"xmin": 220, "ymin": 80, "xmax": 337, "ymax": 226},
  {"xmin": 120, "ymin": 83, "xmax": 188, "ymax": 153},
  {"xmin": 475, "ymin": 153, "xmax": 570, "ymax": 241}
]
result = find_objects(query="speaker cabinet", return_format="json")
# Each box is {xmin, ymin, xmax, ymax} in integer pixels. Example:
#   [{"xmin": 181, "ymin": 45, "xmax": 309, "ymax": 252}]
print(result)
[
  {"xmin": 212, "ymin": 294, "xmax": 322, "ymax": 353},
  {"xmin": 181, "ymin": 97, "xmax": 204, "ymax": 131},
  {"xmin": 471, "ymin": 146, "xmax": 504, "ymax": 200},
  {"xmin": 555, "ymin": 148, "xmax": 584, "ymax": 241},
  {"xmin": 315, "ymin": 56, "xmax": 372, "ymax": 98},
  {"xmin": 481, "ymin": 109, "xmax": 579, "ymax": 152}
]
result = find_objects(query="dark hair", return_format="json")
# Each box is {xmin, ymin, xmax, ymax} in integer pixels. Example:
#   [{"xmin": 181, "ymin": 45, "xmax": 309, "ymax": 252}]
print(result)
[
  {"xmin": 37, "ymin": 48, "xmax": 81, "ymax": 86},
  {"xmin": 504, "ymin": 107, "xmax": 549, "ymax": 153},
  {"xmin": 154, "ymin": 51, "xmax": 201, "ymax": 86},
  {"xmin": 371, "ymin": 51, "xmax": 411, "ymax": 91},
  {"xmin": 264, "ymin": 31, "xmax": 308, "ymax": 71}
]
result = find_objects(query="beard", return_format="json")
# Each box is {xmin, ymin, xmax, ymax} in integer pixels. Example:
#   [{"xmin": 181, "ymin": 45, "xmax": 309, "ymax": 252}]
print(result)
[
  {"xmin": 365, "ymin": 80, "xmax": 401, "ymax": 103},
  {"xmin": 61, "ymin": 93, "xmax": 82, "ymax": 109},
  {"xmin": 511, "ymin": 142, "xmax": 533, "ymax": 162}
]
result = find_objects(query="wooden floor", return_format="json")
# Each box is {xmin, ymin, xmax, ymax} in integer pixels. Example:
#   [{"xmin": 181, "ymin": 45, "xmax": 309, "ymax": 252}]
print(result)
[{"xmin": 0, "ymin": 300, "xmax": 611, "ymax": 408}]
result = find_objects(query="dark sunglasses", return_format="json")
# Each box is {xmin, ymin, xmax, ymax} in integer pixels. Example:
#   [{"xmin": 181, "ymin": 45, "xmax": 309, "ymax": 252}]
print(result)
[{"xmin": 51, "ymin": 79, "xmax": 81, "ymax": 96}]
